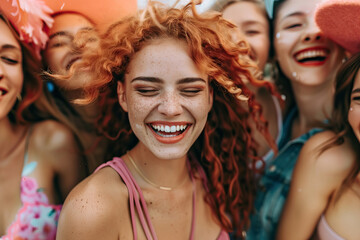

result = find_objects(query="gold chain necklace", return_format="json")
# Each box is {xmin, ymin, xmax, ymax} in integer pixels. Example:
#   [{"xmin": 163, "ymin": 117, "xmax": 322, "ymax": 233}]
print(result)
[{"xmin": 127, "ymin": 151, "xmax": 188, "ymax": 191}]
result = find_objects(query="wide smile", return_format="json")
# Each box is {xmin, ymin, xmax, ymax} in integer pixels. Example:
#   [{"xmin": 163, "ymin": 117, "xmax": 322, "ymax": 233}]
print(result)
[
  {"xmin": 0, "ymin": 87, "xmax": 8, "ymax": 97},
  {"xmin": 147, "ymin": 122, "xmax": 192, "ymax": 144},
  {"xmin": 293, "ymin": 47, "xmax": 329, "ymax": 66}
]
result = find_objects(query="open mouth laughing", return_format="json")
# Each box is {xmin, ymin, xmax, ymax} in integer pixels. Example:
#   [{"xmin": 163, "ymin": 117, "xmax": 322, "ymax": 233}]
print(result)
[
  {"xmin": 0, "ymin": 88, "xmax": 8, "ymax": 97},
  {"xmin": 148, "ymin": 122, "xmax": 192, "ymax": 144},
  {"xmin": 294, "ymin": 47, "xmax": 329, "ymax": 66}
]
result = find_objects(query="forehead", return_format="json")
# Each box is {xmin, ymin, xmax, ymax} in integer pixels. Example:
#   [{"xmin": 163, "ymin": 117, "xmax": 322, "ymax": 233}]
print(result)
[
  {"xmin": 0, "ymin": 20, "xmax": 20, "ymax": 48},
  {"xmin": 276, "ymin": 0, "xmax": 321, "ymax": 21},
  {"xmin": 49, "ymin": 13, "xmax": 94, "ymax": 36},
  {"xmin": 126, "ymin": 38, "xmax": 205, "ymax": 80},
  {"xmin": 223, "ymin": 1, "xmax": 268, "ymax": 25},
  {"xmin": 353, "ymin": 69, "xmax": 360, "ymax": 88}
]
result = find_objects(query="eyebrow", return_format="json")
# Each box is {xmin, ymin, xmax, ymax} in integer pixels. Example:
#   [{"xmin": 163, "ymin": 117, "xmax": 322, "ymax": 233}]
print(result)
[
  {"xmin": 351, "ymin": 88, "xmax": 360, "ymax": 94},
  {"xmin": 131, "ymin": 77, "xmax": 206, "ymax": 84},
  {"xmin": 279, "ymin": 12, "xmax": 304, "ymax": 24},
  {"xmin": 48, "ymin": 27, "xmax": 93, "ymax": 40},
  {"xmin": 0, "ymin": 44, "xmax": 21, "ymax": 52}
]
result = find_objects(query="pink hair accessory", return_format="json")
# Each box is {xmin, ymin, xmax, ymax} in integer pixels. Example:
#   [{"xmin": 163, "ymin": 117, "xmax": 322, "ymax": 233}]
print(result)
[
  {"xmin": 315, "ymin": 0, "xmax": 360, "ymax": 54},
  {"xmin": 0, "ymin": 0, "xmax": 54, "ymax": 58}
]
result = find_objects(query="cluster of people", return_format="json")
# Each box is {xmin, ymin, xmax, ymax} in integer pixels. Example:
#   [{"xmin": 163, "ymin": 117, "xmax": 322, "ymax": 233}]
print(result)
[{"xmin": 0, "ymin": 0, "xmax": 359, "ymax": 239}]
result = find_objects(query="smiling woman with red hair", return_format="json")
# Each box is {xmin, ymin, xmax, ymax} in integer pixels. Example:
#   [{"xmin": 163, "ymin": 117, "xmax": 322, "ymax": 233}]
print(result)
[{"xmin": 55, "ymin": 1, "xmax": 275, "ymax": 240}]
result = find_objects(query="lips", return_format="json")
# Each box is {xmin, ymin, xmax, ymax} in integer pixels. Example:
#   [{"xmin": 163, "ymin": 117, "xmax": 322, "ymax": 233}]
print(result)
[
  {"xmin": 148, "ymin": 121, "xmax": 192, "ymax": 144},
  {"xmin": 0, "ymin": 87, "xmax": 8, "ymax": 96},
  {"xmin": 293, "ymin": 47, "xmax": 329, "ymax": 66}
]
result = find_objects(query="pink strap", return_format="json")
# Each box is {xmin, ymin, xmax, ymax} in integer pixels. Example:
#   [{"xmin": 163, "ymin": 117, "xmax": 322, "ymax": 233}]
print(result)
[{"xmin": 96, "ymin": 157, "xmax": 198, "ymax": 240}]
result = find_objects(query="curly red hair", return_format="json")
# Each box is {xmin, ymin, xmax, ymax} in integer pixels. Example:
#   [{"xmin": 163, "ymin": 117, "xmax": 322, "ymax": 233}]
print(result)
[{"xmin": 77, "ymin": 2, "xmax": 276, "ymax": 238}]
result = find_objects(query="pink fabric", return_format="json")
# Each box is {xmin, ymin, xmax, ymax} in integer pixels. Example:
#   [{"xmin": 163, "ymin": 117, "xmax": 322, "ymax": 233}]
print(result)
[
  {"xmin": 95, "ymin": 157, "xmax": 229, "ymax": 240},
  {"xmin": 316, "ymin": 215, "xmax": 345, "ymax": 240},
  {"xmin": 1, "ymin": 177, "xmax": 62, "ymax": 240}
]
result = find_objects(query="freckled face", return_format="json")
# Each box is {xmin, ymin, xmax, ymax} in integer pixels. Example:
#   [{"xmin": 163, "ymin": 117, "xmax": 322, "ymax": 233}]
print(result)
[
  {"xmin": 222, "ymin": 1, "xmax": 270, "ymax": 70},
  {"xmin": 0, "ymin": 20, "xmax": 23, "ymax": 120},
  {"xmin": 274, "ymin": 0, "xmax": 343, "ymax": 87},
  {"xmin": 348, "ymin": 69, "xmax": 360, "ymax": 142},
  {"xmin": 43, "ymin": 13, "xmax": 94, "ymax": 89},
  {"xmin": 118, "ymin": 38, "xmax": 213, "ymax": 160}
]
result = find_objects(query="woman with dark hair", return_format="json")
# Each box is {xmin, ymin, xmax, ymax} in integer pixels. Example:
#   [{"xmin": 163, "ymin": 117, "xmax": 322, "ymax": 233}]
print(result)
[
  {"xmin": 277, "ymin": 1, "xmax": 360, "ymax": 239},
  {"xmin": 56, "ymin": 2, "xmax": 274, "ymax": 239},
  {"xmin": 0, "ymin": 2, "xmax": 85, "ymax": 239},
  {"xmin": 246, "ymin": 0, "xmax": 346, "ymax": 239}
]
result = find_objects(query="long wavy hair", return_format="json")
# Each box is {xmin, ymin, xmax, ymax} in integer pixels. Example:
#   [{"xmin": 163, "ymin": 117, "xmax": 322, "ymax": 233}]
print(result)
[
  {"xmin": 320, "ymin": 53, "xmax": 360, "ymax": 188},
  {"xmin": 69, "ymin": 2, "xmax": 277, "ymax": 238},
  {"xmin": 1, "ymin": 14, "xmax": 87, "ymax": 169}
]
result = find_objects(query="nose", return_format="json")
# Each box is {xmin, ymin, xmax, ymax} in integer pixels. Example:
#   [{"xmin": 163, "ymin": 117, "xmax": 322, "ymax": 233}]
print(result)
[
  {"xmin": 302, "ymin": 22, "xmax": 323, "ymax": 43},
  {"xmin": 157, "ymin": 91, "xmax": 183, "ymax": 117}
]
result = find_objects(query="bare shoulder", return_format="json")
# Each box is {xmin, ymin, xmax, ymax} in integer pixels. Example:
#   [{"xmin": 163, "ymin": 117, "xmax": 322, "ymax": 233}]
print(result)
[
  {"xmin": 57, "ymin": 166, "xmax": 129, "ymax": 239},
  {"xmin": 298, "ymin": 130, "xmax": 356, "ymax": 176},
  {"xmin": 31, "ymin": 120, "xmax": 78, "ymax": 152}
]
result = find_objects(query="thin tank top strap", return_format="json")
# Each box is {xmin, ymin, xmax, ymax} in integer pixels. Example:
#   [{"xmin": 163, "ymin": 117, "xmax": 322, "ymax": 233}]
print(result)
[
  {"xmin": 96, "ymin": 158, "xmax": 197, "ymax": 240},
  {"xmin": 96, "ymin": 158, "xmax": 158, "ymax": 240}
]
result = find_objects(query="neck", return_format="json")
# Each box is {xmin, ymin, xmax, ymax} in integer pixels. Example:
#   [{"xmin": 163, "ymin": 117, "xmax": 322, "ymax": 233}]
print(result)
[
  {"xmin": 126, "ymin": 143, "xmax": 190, "ymax": 190},
  {"xmin": 0, "ymin": 117, "xmax": 27, "ymax": 162},
  {"xmin": 291, "ymin": 81, "xmax": 333, "ymax": 138}
]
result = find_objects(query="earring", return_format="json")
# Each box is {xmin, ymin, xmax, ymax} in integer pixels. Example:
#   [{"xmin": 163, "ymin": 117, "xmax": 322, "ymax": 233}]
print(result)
[
  {"xmin": 342, "ymin": 57, "xmax": 347, "ymax": 63},
  {"xmin": 16, "ymin": 93, "xmax": 22, "ymax": 102},
  {"xmin": 350, "ymin": 107, "xmax": 353, "ymax": 111}
]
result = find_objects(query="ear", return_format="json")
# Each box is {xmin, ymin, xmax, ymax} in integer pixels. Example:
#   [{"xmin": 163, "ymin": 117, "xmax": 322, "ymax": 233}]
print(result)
[{"xmin": 117, "ymin": 81, "xmax": 128, "ymax": 112}]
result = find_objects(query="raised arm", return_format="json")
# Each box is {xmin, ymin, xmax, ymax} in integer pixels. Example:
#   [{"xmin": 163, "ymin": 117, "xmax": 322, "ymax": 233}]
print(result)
[{"xmin": 276, "ymin": 131, "xmax": 356, "ymax": 240}]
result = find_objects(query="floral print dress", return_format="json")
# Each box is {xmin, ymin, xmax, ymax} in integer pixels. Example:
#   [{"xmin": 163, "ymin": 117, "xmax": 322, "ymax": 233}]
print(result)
[{"xmin": 1, "ymin": 127, "xmax": 62, "ymax": 240}]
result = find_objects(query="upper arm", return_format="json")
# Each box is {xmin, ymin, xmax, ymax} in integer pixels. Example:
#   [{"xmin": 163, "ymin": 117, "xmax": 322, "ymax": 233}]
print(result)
[
  {"xmin": 32, "ymin": 121, "xmax": 87, "ymax": 200},
  {"xmin": 56, "ymin": 170, "xmax": 121, "ymax": 240},
  {"xmin": 276, "ymin": 131, "xmax": 355, "ymax": 240}
]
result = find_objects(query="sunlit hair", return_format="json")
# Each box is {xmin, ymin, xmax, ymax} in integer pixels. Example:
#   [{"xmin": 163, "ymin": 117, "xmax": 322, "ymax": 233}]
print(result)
[
  {"xmin": 320, "ymin": 52, "xmax": 360, "ymax": 187},
  {"xmin": 58, "ymin": 2, "xmax": 277, "ymax": 238}
]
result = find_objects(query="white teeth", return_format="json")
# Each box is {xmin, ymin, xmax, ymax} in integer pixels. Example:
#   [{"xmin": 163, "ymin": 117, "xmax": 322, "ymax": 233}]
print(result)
[
  {"xmin": 151, "ymin": 124, "xmax": 188, "ymax": 133},
  {"xmin": 295, "ymin": 49, "xmax": 327, "ymax": 61}
]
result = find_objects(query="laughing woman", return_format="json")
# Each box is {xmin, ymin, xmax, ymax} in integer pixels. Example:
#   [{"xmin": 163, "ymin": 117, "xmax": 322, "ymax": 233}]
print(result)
[
  {"xmin": 55, "ymin": 2, "xmax": 274, "ymax": 240},
  {"xmin": 246, "ymin": 0, "xmax": 346, "ymax": 239},
  {"xmin": 0, "ymin": 2, "xmax": 85, "ymax": 239}
]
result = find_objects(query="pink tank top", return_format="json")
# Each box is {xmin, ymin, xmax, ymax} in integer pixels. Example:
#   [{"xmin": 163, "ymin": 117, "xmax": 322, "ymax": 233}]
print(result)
[
  {"xmin": 95, "ymin": 157, "xmax": 229, "ymax": 240},
  {"xmin": 316, "ymin": 215, "xmax": 345, "ymax": 240}
]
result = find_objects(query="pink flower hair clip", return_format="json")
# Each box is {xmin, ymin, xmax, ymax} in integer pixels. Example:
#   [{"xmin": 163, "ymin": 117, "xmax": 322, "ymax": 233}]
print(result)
[{"xmin": 0, "ymin": 0, "xmax": 54, "ymax": 58}]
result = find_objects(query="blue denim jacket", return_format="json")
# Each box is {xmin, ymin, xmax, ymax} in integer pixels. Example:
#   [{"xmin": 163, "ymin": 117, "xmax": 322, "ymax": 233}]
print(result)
[{"xmin": 245, "ymin": 107, "xmax": 323, "ymax": 240}]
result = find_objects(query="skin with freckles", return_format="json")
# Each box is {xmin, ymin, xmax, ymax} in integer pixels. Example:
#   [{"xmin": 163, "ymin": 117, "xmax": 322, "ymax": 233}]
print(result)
[
  {"xmin": 55, "ymin": 2, "xmax": 275, "ymax": 239},
  {"xmin": 118, "ymin": 38, "xmax": 212, "ymax": 160}
]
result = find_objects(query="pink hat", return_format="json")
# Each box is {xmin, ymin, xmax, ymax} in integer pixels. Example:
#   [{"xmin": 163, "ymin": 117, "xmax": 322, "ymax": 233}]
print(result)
[
  {"xmin": 44, "ymin": 0, "xmax": 137, "ymax": 33},
  {"xmin": 315, "ymin": 0, "xmax": 360, "ymax": 54}
]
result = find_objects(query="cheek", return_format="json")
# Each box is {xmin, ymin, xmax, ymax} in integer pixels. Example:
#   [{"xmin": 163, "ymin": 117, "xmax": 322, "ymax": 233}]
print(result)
[
  {"xmin": 44, "ymin": 50, "xmax": 64, "ymax": 73},
  {"xmin": 348, "ymin": 105, "xmax": 360, "ymax": 134}
]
